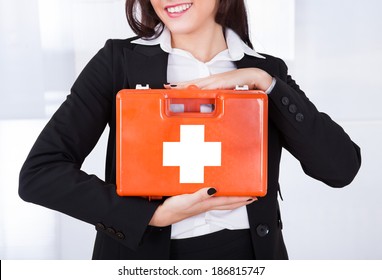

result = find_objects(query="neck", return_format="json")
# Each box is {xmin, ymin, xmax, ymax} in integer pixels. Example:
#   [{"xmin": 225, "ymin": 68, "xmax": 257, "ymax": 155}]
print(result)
[{"xmin": 171, "ymin": 24, "xmax": 227, "ymax": 63}]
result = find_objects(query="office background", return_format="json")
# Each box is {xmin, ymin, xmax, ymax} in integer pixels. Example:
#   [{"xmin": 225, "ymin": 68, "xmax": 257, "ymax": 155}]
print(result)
[{"xmin": 1, "ymin": 0, "xmax": 381, "ymax": 259}]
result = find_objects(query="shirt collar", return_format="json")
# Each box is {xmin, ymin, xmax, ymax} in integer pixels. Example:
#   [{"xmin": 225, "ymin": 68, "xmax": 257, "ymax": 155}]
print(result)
[{"xmin": 131, "ymin": 27, "xmax": 265, "ymax": 60}]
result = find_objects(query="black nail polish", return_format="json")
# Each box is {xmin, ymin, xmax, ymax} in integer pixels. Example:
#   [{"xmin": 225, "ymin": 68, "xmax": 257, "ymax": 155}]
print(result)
[
  {"xmin": 207, "ymin": 188, "xmax": 217, "ymax": 196},
  {"xmin": 247, "ymin": 198, "xmax": 254, "ymax": 202},
  {"xmin": 170, "ymin": 84, "xmax": 178, "ymax": 88}
]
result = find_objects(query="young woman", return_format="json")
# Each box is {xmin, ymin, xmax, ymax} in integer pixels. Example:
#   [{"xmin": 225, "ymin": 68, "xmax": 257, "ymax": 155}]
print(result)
[{"xmin": 19, "ymin": 0, "xmax": 361, "ymax": 259}]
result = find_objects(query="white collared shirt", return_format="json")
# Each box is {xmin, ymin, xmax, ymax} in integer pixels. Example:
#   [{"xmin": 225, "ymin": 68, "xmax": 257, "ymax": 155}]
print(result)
[{"xmin": 132, "ymin": 28, "xmax": 266, "ymax": 239}]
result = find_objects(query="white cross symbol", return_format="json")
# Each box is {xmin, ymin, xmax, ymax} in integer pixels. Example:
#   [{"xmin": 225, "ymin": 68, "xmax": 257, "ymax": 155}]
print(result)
[{"xmin": 163, "ymin": 125, "xmax": 221, "ymax": 183}]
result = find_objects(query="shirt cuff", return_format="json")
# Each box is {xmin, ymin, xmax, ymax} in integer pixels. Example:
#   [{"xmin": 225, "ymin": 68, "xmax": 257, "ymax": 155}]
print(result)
[{"xmin": 265, "ymin": 77, "xmax": 276, "ymax": 94}]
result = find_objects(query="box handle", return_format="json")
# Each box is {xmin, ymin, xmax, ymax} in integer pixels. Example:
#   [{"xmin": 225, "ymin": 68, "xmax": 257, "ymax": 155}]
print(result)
[{"xmin": 162, "ymin": 86, "xmax": 223, "ymax": 118}]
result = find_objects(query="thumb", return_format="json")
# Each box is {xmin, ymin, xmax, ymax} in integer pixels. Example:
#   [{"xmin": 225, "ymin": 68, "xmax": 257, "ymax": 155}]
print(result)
[{"xmin": 191, "ymin": 187, "xmax": 217, "ymax": 203}]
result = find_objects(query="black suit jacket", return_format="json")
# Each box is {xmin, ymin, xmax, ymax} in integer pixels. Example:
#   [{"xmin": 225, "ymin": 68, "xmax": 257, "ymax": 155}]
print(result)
[{"xmin": 19, "ymin": 38, "xmax": 361, "ymax": 259}]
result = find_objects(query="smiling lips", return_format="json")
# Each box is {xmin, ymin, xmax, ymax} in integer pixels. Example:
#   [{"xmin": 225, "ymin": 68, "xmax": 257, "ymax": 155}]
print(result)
[{"xmin": 166, "ymin": 3, "xmax": 192, "ymax": 14}]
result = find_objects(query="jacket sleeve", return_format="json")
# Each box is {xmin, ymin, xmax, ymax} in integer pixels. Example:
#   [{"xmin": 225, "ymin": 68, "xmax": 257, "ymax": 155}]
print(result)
[
  {"xmin": 268, "ymin": 58, "xmax": 361, "ymax": 187},
  {"xmin": 18, "ymin": 39, "xmax": 161, "ymax": 251}
]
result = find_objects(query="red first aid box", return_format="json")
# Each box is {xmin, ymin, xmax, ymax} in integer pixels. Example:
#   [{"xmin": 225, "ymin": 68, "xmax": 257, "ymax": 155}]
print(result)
[{"xmin": 116, "ymin": 86, "xmax": 268, "ymax": 197}]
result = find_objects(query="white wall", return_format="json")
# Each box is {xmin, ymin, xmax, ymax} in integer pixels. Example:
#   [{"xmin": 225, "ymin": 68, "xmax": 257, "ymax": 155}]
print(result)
[
  {"xmin": 281, "ymin": 0, "xmax": 382, "ymax": 259},
  {"xmin": 1, "ymin": 0, "xmax": 381, "ymax": 259}
]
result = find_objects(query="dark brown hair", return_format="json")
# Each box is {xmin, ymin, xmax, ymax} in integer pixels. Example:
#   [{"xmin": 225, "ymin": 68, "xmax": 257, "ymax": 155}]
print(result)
[{"xmin": 125, "ymin": 0, "xmax": 253, "ymax": 49}]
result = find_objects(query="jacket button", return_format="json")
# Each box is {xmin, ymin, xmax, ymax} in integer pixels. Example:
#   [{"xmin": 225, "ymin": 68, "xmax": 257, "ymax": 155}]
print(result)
[
  {"xmin": 288, "ymin": 104, "xmax": 297, "ymax": 114},
  {"xmin": 281, "ymin": 96, "xmax": 290, "ymax": 106},
  {"xmin": 106, "ymin": 227, "xmax": 116, "ymax": 235},
  {"xmin": 296, "ymin": 113, "xmax": 304, "ymax": 122},
  {"xmin": 256, "ymin": 224, "xmax": 270, "ymax": 237},
  {"xmin": 95, "ymin": 223, "xmax": 106, "ymax": 231},
  {"xmin": 116, "ymin": 232, "xmax": 125, "ymax": 240}
]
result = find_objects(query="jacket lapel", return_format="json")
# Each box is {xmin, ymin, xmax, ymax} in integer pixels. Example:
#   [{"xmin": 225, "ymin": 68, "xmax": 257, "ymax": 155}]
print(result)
[{"xmin": 124, "ymin": 44, "xmax": 169, "ymax": 89}]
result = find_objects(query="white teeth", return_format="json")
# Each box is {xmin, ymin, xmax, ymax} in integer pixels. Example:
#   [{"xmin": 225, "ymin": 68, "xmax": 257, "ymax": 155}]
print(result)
[{"xmin": 167, "ymin": 3, "xmax": 192, "ymax": 14}]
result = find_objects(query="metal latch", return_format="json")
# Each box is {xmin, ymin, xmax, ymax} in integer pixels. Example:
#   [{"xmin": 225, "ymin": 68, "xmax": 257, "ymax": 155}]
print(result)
[
  {"xmin": 235, "ymin": 85, "xmax": 249, "ymax": 91},
  {"xmin": 135, "ymin": 84, "xmax": 150, "ymax": 90}
]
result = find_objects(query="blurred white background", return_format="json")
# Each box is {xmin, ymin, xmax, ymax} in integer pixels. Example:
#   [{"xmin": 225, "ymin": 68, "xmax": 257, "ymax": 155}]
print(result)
[{"xmin": 0, "ymin": 0, "xmax": 381, "ymax": 259}]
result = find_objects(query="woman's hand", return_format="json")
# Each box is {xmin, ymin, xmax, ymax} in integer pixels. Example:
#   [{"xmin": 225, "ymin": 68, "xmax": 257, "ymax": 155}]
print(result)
[
  {"xmin": 149, "ymin": 188, "xmax": 257, "ymax": 227},
  {"xmin": 165, "ymin": 68, "xmax": 273, "ymax": 91}
]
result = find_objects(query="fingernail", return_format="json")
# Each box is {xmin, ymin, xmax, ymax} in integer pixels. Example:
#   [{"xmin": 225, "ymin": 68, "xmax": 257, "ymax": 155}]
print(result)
[
  {"xmin": 170, "ymin": 84, "xmax": 177, "ymax": 88},
  {"xmin": 207, "ymin": 188, "xmax": 217, "ymax": 196},
  {"xmin": 247, "ymin": 198, "xmax": 254, "ymax": 202}
]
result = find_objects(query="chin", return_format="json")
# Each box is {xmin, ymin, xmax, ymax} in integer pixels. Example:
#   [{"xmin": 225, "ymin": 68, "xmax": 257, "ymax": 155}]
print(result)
[{"xmin": 166, "ymin": 23, "xmax": 196, "ymax": 36}]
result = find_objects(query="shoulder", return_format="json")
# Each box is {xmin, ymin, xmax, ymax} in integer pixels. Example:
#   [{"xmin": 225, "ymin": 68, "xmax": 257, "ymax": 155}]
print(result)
[
  {"xmin": 100, "ymin": 36, "xmax": 140, "ymax": 53},
  {"xmin": 239, "ymin": 52, "xmax": 288, "ymax": 80},
  {"xmin": 260, "ymin": 53, "xmax": 289, "ymax": 81},
  {"xmin": 258, "ymin": 53, "xmax": 288, "ymax": 71},
  {"xmin": 90, "ymin": 37, "xmax": 142, "ymax": 70},
  {"xmin": 100, "ymin": 37, "xmax": 165, "ymax": 59}
]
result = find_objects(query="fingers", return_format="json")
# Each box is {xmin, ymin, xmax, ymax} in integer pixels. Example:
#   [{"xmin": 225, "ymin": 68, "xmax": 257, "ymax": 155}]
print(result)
[
  {"xmin": 164, "ymin": 72, "xmax": 235, "ymax": 90},
  {"xmin": 211, "ymin": 198, "xmax": 257, "ymax": 210},
  {"xmin": 149, "ymin": 188, "xmax": 258, "ymax": 227},
  {"xmin": 186, "ymin": 188, "xmax": 257, "ymax": 211},
  {"xmin": 189, "ymin": 188, "xmax": 257, "ymax": 211},
  {"xmin": 163, "ymin": 69, "xmax": 260, "ymax": 90},
  {"xmin": 187, "ymin": 187, "xmax": 217, "ymax": 204},
  {"xmin": 149, "ymin": 188, "xmax": 218, "ymax": 226},
  {"xmin": 205, "ymin": 196, "xmax": 257, "ymax": 210},
  {"xmin": 164, "ymin": 81, "xmax": 205, "ymax": 90},
  {"xmin": 165, "ymin": 79, "xmax": 230, "ymax": 90}
]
